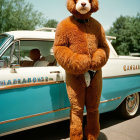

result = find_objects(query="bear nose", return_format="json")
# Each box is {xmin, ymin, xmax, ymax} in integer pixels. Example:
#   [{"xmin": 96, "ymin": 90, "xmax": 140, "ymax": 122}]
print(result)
[{"xmin": 81, "ymin": 2, "xmax": 86, "ymax": 7}]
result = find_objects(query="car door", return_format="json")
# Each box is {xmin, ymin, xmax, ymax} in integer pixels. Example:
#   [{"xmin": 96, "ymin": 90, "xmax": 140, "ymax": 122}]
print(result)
[{"xmin": 0, "ymin": 39, "xmax": 70, "ymax": 135}]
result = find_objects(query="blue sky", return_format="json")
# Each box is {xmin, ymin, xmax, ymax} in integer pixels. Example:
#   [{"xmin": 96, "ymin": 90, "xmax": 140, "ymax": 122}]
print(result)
[{"xmin": 26, "ymin": 0, "xmax": 140, "ymax": 30}]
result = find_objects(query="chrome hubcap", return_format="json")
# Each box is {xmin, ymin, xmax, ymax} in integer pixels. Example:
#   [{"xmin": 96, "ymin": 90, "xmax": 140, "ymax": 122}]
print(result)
[{"xmin": 126, "ymin": 93, "xmax": 139, "ymax": 116}]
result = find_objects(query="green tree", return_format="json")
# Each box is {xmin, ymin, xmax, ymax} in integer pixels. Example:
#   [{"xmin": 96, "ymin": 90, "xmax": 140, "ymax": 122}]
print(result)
[
  {"xmin": 43, "ymin": 19, "xmax": 58, "ymax": 28},
  {"xmin": 108, "ymin": 13, "xmax": 140, "ymax": 55},
  {"xmin": 0, "ymin": 0, "xmax": 44, "ymax": 33}
]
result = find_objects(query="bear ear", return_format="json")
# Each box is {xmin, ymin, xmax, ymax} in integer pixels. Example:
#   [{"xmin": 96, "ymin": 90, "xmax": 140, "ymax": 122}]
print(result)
[
  {"xmin": 67, "ymin": 0, "xmax": 76, "ymax": 14},
  {"xmin": 91, "ymin": 0, "xmax": 99, "ymax": 12}
]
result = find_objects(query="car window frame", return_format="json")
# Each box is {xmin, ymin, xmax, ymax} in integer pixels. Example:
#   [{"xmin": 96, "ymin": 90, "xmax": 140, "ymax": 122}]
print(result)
[{"xmin": 0, "ymin": 40, "xmax": 20, "ymax": 68}]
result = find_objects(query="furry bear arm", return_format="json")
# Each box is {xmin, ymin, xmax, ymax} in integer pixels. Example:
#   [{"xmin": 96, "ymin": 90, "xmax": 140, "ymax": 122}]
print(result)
[
  {"xmin": 91, "ymin": 25, "xmax": 110, "ymax": 70},
  {"xmin": 53, "ymin": 21, "xmax": 91, "ymax": 75}
]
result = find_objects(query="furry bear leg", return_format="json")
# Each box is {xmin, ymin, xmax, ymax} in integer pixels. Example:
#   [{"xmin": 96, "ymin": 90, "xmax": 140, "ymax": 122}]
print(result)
[
  {"xmin": 85, "ymin": 110, "xmax": 100, "ymax": 140},
  {"xmin": 66, "ymin": 73, "xmax": 86, "ymax": 140},
  {"xmin": 85, "ymin": 70, "xmax": 102, "ymax": 140}
]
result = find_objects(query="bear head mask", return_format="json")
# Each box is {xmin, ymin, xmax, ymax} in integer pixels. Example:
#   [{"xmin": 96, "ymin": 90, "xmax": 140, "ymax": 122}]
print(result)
[{"xmin": 67, "ymin": 0, "xmax": 99, "ymax": 19}]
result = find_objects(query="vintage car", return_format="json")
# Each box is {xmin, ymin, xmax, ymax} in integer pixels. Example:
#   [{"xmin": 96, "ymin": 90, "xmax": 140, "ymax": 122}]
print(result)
[{"xmin": 0, "ymin": 29, "xmax": 140, "ymax": 136}]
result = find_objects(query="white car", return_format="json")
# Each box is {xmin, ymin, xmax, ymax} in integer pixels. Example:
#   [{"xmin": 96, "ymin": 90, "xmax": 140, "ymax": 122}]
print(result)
[{"xmin": 0, "ymin": 29, "xmax": 140, "ymax": 136}]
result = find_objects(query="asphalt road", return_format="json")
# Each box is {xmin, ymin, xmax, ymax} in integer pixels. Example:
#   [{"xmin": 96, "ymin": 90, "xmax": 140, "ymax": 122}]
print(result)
[{"xmin": 1, "ymin": 109, "xmax": 140, "ymax": 140}]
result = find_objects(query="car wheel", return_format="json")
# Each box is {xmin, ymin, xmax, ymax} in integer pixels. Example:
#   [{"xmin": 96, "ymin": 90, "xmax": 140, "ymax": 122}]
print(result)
[{"xmin": 118, "ymin": 92, "xmax": 139, "ymax": 119}]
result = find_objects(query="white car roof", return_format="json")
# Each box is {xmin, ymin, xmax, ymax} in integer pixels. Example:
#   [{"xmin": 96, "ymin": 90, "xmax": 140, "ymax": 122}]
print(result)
[
  {"xmin": 5, "ymin": 31, "xmax": 118, "ymax": 58},
  {"xmin": 6, "ymin": 31, "xmax": 55, "ymax": 40}
]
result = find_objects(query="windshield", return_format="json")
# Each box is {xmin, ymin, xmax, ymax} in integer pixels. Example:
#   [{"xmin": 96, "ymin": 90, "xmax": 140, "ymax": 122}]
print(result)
[{"xmin": 0, "ymin": 34, "xmax": 10, "ymax": 48}]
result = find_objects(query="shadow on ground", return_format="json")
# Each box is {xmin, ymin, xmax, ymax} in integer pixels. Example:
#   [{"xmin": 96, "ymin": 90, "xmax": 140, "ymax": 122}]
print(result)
[
  {"xmin": 1, "ymin": 109, "xmax": 140, "ymax": 140},
  {"xmin": 98, "ymin": 132, "xmax": 108, "ymax": 140}
]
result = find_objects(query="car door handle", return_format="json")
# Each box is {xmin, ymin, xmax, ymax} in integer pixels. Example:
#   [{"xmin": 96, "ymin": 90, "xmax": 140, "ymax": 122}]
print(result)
[
  {"xmin": 10, "ymin": 67, "xmax": 17, "ymax": 73},
  {"xmin": 50, "ymin": 71, "xmax": 60, "ymax": 74}
]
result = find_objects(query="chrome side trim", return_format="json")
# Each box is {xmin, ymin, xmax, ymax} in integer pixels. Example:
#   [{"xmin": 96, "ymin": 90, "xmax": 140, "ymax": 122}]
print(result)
[
  {"xmin": 100, "ymin": 97, "xmax": 121, "ymax": 104},
  {"xmin": 0, "ymin": 117, "xmax": 70, "ymax": 137},
  {"xmin": 103, "ymin": 73, "xmax": 140, "ymax": 79},
  {"xmin": 0, "ymin": 107, "xmax": 70, "ymax": 125},
  {"xmin": 0, "ymin": 97, "xmax": 121, "ymax": 125}
]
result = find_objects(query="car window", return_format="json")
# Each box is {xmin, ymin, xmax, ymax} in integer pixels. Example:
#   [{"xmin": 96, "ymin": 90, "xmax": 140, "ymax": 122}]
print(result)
[
  {"xmin": 0, "ymin": 47, "xmax": 12, "ymax": 68},
  {"xmin": 0, "ymin": 41, "xmax": 20, "ymax": 68},
  {"xmin": 19, "ymin": 40, "xmax": 56, "ymax": 67}
]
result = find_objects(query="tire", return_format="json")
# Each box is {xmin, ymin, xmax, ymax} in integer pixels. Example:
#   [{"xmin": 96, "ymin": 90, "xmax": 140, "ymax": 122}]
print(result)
[{"xmin": 118, "ymin": 92, "xmax": 139, "ymax": 119}]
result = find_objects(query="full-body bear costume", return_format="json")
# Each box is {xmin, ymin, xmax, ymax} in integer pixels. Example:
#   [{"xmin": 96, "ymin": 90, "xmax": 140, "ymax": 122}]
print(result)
[{"xmin": 53, "ymin": 0, "xmax": 110, "ymax": 139}]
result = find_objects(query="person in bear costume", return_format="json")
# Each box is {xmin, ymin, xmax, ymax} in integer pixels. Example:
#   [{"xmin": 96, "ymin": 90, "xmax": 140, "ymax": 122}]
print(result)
[{"xmin": 53, "ymin": 0, "xmax": 110, "ymax": 139}]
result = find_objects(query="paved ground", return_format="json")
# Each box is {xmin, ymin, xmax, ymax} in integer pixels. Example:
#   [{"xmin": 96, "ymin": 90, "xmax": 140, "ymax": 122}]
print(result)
[
  {"xmin": 1, "ymin": 109, "xmax": 140, "ymax": 140},
  {"xmin": 99, "ymin": 110, "xmax": 140, "ymax": 140}
]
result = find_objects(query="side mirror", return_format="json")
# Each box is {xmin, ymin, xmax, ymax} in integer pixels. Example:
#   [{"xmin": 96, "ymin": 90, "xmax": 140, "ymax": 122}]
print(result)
[{"xmin": 10, "ymin": 64, "xmax": 18, "ymax": 73}]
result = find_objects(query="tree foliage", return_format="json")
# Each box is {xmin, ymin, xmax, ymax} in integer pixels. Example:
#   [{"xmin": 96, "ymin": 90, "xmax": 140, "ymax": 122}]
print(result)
[
  {"xmin": 0, "ymin": 0, "xmax": 44, "ymax": 33},
  {"xmin": 43, "ymin": 19, "xmax": 58, "ymax": 28},
  {"xmin": 108, "ymin": 13, "xmax": 140, "ymax": 55}
]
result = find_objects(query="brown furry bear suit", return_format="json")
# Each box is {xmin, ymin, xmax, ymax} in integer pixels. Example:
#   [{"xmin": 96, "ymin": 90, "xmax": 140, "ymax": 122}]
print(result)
[{"xmin": 53, "ymin": 0, "xmax": 110, "ymax": 139}]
